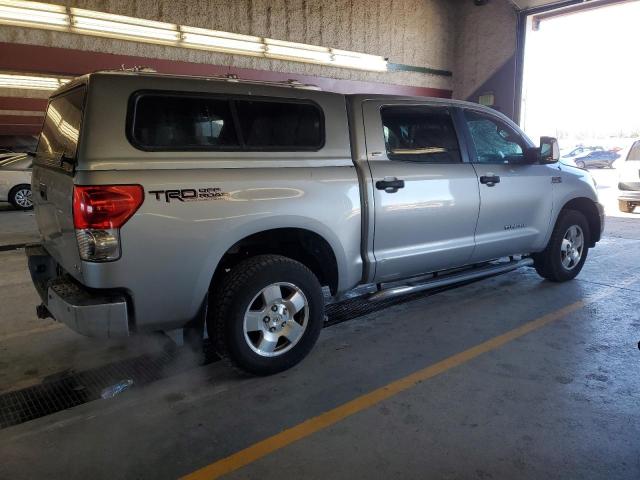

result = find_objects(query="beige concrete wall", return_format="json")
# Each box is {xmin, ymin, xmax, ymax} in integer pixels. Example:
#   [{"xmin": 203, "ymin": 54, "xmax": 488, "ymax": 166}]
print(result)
[
  {"xmin": 0, "ymin": 0, "xmax": 458, "ymax": 91},
  {"xmin": 452, "ymin": 0, "xmax": 518, "ymax": 101}
]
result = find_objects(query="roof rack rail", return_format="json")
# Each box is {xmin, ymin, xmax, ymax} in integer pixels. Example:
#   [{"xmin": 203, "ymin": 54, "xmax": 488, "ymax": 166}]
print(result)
[
  {"xmin": 91, "ymin": 66, "xmax": 158, "ymax": 74},
  {"xmin": 211, "ymin": 74, "xmax": 321, "ymax": 90},
  {"xmin": 91, "ymin": 69, "xmax": 322, "ymax": 90},
  {"xmin": 120, "ymin": 65, "xmax": 157, "ymax": 73}
]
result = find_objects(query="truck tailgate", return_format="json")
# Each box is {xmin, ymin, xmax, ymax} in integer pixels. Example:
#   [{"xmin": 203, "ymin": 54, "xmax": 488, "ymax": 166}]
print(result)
[
  {"xmin": 32, "ymin": 85, "xmax": 86, "ymax": 280},
  {"xmin": 32, "ymin": 164, "xmax": 82, "ymax": 277}
]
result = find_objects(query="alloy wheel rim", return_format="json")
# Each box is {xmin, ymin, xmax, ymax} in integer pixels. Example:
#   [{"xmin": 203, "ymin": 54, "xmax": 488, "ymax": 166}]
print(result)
[
  {"xmin": 14, "ymin": 188, "xmax": 32, "ymax": 208},
  {"xmin": 243, "ymin": 282, "xmax": 309, "ymax": 357},
  {"xmin": 560, "ymin": 225, "xmax": 584, "ymax": 270}
]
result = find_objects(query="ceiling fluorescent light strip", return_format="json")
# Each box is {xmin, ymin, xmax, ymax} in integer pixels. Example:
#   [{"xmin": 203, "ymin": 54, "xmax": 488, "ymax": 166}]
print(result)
[
  {"xmin": 181, "ymin": 34, "xmax": 264, "ymax": 55},
  {"xmin": 266, "ymin": 45, "xmax": 333, "ymax": 63},
  {"xmin": 0, "ymin": 3, "xmax": 67, "ymax": 27},
  {"xmin": 71, "ymin": 17, "xmax": 180, "ymax": 42},
  {"xmin": 0, "ymin": 0, "xmax": 388, "ymax": 72},
  {"xmin": 0, "ymin": 73, "xmax": 70, "ymax": 90},
  {"xmin": 69, "ymin": 7, "xmax": 177, "ymax": 30}
]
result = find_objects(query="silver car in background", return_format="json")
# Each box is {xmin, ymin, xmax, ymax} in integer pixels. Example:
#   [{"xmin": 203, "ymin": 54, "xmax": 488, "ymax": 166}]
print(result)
[{"xmin": 0, "ymin": 154, "xmax": 33, "ymax": 210}]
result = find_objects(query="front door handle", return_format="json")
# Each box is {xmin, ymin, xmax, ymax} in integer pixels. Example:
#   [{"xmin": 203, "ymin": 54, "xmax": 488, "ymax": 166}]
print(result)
[
  {"xmin": 376, "ymin": 178, "xmax": 405, "ymax": 193},
  {"xmin": 480, "ymin": 175, "xmax": 500, "ymax": 187}
]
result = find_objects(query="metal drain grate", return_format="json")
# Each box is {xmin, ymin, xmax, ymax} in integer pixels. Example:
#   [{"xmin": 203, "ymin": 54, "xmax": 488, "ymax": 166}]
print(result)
[
  {"xmin": 0, "ymin": 350, "xmax": 183, "ymax": 429},
  {"xmin": 0, "ymin": 243, "xmax": 28, "ymax": 252},
  {"xmin": 0, "ymin": 279, "xmax": 478, "ymax": 429}
]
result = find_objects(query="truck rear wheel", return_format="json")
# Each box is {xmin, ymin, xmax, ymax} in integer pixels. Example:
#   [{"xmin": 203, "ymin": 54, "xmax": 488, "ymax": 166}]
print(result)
[
  {"xmin": 209, "ymin": 254, "xmax": 324, "ymax": 375},
  {"xmin": 533, "ymin": 209, "xmax": 590, "ymax": 282}
]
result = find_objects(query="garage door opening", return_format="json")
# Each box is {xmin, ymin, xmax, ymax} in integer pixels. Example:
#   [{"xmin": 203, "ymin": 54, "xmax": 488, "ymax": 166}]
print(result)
[{"xmin": 520, "ymin": 0, "xmax": 640, "ymax": 217}]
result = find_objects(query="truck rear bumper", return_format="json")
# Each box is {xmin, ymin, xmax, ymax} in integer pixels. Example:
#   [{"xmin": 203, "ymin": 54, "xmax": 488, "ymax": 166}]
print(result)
[
  {"xmin": 618, "ymin": 191, "xmax": 640, "ymax": 202},
  {"xmin": 26, "ymin": 245, "xmax": 130, "ymax": 338}
]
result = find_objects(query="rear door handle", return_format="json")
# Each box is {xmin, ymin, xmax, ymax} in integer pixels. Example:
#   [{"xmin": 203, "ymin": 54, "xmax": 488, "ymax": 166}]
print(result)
[
  {"xmin": 480, "ymin": 175, "xmax": 500, "ymax": 187},
  {"xmin": 376, "ymin": 178, "xmax": 405, "ymax": 193}
]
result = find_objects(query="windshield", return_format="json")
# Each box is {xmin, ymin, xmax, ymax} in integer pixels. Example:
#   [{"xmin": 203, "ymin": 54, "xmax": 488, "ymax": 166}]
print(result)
[{"xmin": 36, "ymin": 86, "xmax": 86, "ymax": 161}]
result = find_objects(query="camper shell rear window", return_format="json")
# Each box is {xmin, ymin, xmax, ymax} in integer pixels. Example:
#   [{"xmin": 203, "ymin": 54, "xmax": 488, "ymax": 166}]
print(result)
[{"xmin": 37, "ymin": 86, "xmax": 86, "ymax": 161}]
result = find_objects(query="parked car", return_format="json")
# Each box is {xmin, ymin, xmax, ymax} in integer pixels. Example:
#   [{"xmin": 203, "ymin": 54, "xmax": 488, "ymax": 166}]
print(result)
[
  {"xmin": 560, "ymin": 146, "xmax": 602, "ymax": 166},
  {"xmin": 574, "ymin": 150, "xmax": 620, "ymax": 169},
  {"xmin": 618, "ymin": 140, "xmax": 640, "ymax": 213},
  {"xmin": 26, "ymin": 72, "xmax": 603, "ymax": 375},
  {"xmin": 0, "ymin": 153, "xmax": 33, "ymax": 210}
]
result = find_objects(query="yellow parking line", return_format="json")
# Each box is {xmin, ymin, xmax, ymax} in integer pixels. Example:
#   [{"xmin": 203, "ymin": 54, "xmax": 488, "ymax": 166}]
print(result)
[{"xmin": 181, "ymin": 282, "xmax": 630, "ymax": 480}]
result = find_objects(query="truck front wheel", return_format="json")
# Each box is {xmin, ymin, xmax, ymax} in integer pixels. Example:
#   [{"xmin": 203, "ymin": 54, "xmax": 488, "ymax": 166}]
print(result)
[
  {"xmin": 209, "ymin": 254, "xmax": 324, "ymax": 375},
  {"xmin": 533, "ymin": 209, "xmax": 590, "ymax": 282}
]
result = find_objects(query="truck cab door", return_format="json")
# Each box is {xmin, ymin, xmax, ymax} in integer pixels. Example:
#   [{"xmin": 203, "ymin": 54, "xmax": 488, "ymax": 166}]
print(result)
[
  {"xmin": 461, "ymin": 109, "xmax": 554, "ymax": 262},
  {"xmin": 361, "ymin": 101, "xmax": 480, "ymax": 283}
]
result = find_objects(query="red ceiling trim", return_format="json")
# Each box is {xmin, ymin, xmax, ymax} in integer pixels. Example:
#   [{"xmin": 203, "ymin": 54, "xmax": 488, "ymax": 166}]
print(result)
[
  {"xmin": 0, "ymin": 42, "xmax": 452, "ymax": 98},
  {"xmin": 0, "ymin": 96, "xmax": 48, "ymax": 111},
  {"xmin": 0, "ymin": 124, "xmax": 40, "ymax": 135},
  {"xmin": 0, "ymin": 114, "xmax": 44, "ymax": 125}
]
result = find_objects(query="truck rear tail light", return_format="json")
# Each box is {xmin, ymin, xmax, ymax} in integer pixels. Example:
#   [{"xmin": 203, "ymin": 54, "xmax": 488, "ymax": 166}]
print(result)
[{"xmin": 73, "ymin": 185, "xmax": 144, "ymax": 262}]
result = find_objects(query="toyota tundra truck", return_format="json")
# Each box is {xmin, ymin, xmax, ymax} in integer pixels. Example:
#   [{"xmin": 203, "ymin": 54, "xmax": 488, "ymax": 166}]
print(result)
[{"xmin": 27, "ymin": 71, "xmax": 604, "ymax": 375}]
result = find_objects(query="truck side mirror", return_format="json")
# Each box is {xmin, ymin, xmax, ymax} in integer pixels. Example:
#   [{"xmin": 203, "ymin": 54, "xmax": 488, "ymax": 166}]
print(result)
[
  {"xmin": 540, "ymin": 137, "xmax": 560, "ymax": 164},
  {"xmin": 523, "ymin": 147, "xmax": 540, "ymax": 164}
]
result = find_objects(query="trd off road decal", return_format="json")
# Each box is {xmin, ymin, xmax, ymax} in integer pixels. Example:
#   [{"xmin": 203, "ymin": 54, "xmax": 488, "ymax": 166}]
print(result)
[{"xmin": 148, "ymin": 188, "xmax": 229, "ymax": 202}]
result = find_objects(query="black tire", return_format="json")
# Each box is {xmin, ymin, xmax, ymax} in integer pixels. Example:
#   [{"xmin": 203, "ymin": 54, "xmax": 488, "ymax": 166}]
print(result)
[
  {"xmin": 533, "ymin": 209, "xmax": 590, "ymax": 282},
  {"xmin": 576, "ymin": 161, "xmax": 586, "ymax": 169},
  {"xmin": 8, "ymin": 184, "xmax": 33, "ymax": 210},
  {"xmin": 619, "ymin": 200, "xmax": 634, "ymax": 213},
  {"xmin": 209, "ymin": 254, "xmax": 324, "ymax": 375}
]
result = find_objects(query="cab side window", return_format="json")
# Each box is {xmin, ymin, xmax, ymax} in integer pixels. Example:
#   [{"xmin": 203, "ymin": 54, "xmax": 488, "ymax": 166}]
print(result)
[
  {"xmin": 465, "ymin": 110, "xmax": 525, "ymax": 164},
  {"xmin": 381, "ymin": 106, "xmax": 461, "ymax": 163}
]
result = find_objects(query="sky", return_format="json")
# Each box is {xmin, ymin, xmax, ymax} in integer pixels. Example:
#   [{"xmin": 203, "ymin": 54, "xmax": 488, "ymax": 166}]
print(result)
[{"xmin": 521, "ymin": 1, "xmax": 640, "ymax": 142}]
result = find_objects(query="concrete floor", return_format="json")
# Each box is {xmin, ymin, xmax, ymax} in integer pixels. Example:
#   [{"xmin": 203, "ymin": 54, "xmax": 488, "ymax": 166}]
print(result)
[
  {"xmin": 0, "ymin": 204, "xmax": 39, "ymax": 247},
  {"xmin": 0, "ymin": 173, "xmax": 639, "ymax": 479}
]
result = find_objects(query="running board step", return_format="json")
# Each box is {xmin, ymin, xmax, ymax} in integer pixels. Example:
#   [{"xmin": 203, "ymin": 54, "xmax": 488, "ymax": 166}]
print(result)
[{"xmin": 368, "ymin": 258, "xmax": 534, "ymax": 302}]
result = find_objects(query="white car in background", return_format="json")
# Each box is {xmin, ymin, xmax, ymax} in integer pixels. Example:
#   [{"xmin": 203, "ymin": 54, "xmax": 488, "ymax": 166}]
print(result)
[
  {"xmin": 0, "ymin": 154, "xmax": 33, "ymax": 210},
  {"xmin": 618, "ymin": 140, "xmax": 640, "ymax": 213}
]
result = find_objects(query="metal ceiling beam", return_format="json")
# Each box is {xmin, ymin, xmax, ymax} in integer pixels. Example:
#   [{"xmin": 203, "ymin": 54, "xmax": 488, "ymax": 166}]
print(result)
[{"xmin": 531, "ymin": 0, "xmax": 637, "ymax": 30}]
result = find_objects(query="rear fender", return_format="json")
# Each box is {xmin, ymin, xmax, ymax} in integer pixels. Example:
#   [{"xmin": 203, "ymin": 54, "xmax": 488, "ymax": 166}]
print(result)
[{"xmin": 191, "ymin": 215, "xmax": 360, "ymax": 315}]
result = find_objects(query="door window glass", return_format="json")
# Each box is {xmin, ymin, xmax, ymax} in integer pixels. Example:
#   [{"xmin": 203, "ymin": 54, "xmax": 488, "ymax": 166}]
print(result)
[
  {"xmin": 381, "ymin": 106, "xmax": 461, "ymax": 163},
  {"xmin": 465, "ymin": 110, "xmax": 525, "ymax": 164}
]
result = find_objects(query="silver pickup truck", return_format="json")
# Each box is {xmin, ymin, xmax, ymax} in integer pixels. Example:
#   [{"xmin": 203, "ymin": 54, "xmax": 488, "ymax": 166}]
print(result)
[{"xmin": 27, "ymin": 71, "xmax": 604, "ymax": 375}]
